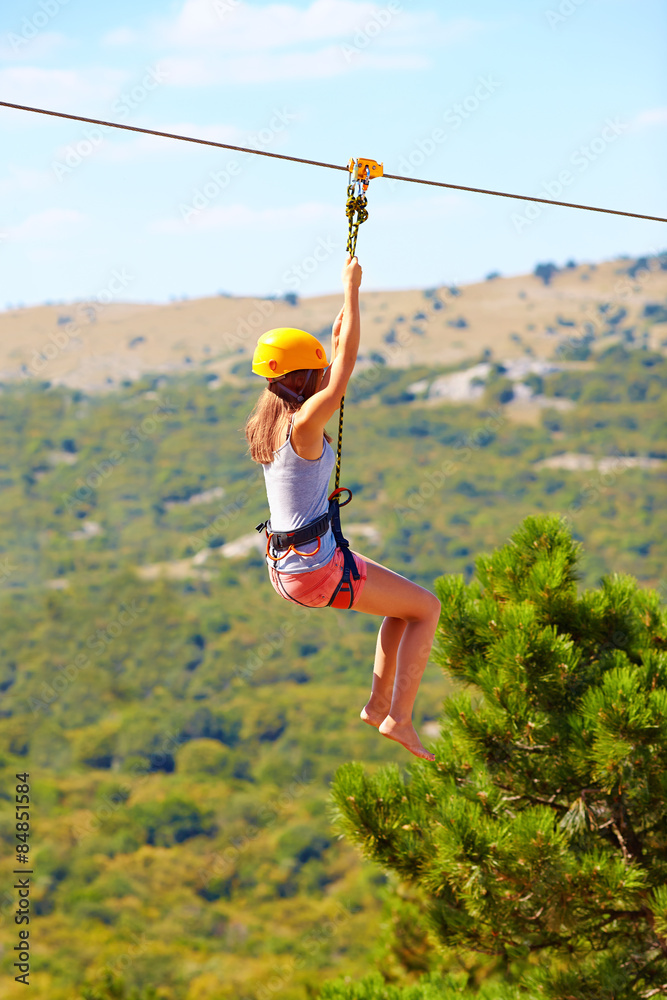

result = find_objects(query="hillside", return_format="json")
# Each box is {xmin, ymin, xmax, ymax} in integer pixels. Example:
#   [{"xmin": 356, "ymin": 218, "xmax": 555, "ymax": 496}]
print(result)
[
  {"xmin": 1, "ymin": 254, "xmax": 666, "ymax": 393},
  {"xmin": 0, "ymin": 251, "xmax": 665, "ymax": 999}
]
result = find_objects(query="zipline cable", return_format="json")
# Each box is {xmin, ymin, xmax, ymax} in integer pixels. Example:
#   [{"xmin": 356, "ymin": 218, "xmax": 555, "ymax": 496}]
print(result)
[{"xmin": 1, "ymin": 100, "xmax": 666, "ymax": 225}]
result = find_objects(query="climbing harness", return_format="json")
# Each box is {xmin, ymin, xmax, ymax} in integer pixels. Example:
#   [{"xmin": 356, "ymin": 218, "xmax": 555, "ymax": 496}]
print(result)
[
  {"xmin": 256, "ymin": 487, "xmax": 360, "ymax": 609},
  {"xmin": 255, "ymin": 157, "xmax": 382, "ymax": 609}
]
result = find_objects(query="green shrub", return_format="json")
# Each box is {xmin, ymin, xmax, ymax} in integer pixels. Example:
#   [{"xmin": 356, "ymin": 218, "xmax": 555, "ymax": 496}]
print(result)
[
  {"xmin": 128, "ymin": 795, "xmax": 216, "ymax": 846},
  {"xmin": 176, "ymin": 737, "xmax": 229, "ymax": 775}
]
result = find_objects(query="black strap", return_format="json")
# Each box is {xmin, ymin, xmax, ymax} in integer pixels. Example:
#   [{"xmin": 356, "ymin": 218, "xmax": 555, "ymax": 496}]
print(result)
[
  {"xmin": 258, "ymin": 510, "xmax": 331, "ymax": 551},
  {"xmin": 325, "ymin": 545, "xmax": 360, "ymax": 609},
  {"xmin": 326, "ymin": 494, "xmax": 360, "ymax": 609}
]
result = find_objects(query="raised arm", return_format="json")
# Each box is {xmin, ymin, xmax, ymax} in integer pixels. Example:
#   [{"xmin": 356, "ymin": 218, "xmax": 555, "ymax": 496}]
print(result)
[
  {"xmin": 293, "ymin": 256, "xmax": 362, "ymax": 445},
  {"xmin": 320, "ymin": 305, "xmax": 344, "ymax": 391}
]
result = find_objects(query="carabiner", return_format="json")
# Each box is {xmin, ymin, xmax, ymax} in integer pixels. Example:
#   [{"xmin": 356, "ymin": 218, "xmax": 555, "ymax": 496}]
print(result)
[{"xmin": 328, "ymin": 486, "xmax": 353, "ymax": 508}]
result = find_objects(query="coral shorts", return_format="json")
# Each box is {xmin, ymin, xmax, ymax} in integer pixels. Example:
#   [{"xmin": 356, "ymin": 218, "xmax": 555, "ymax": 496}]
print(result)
[{"xmin": 268, "ymin": 547, "xmax": 368, "ymax": 609}]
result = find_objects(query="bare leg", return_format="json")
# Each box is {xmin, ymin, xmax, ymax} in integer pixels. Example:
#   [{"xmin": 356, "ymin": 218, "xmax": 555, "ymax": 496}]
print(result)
[
  {"xmin": 352, "ymin": 552, "xmax": 441, "ymax": 762},
  {"xmin": 360, "ymin": 616, "xmax": 407, "ymax": 727}
]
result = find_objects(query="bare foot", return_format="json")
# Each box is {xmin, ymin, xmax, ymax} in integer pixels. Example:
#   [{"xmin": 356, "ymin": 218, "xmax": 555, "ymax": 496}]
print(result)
[
  {"xmin": 360, "ymin": 701, "xmax": 390, "ymax": 728},
  {"xmin": 378, "ymin": 716, "xmax": 436, "ymax": 762}
]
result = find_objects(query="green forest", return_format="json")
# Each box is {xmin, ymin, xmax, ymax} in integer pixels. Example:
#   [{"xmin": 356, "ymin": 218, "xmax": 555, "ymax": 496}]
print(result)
[{"xmin": 0, "ymin": 289, "xmax": 666, "ymax": 998}]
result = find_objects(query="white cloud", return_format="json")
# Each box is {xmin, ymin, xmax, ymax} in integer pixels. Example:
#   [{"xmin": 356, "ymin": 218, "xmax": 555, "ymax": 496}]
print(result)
[
  {"xmin": 8, "ymin": 208, "xmax": 89, "ymax": 242},
  {"xmin": 0, "ymin": 166, "xmax": 54, "ymax": 197},
  {"xmin": 0, "ymin": 31, "xmax": 69, "ymax": 61},
  {"xmin": 82, "ymin": 121, "xmax": 247, "ymax": 164},
  {"xmin": 44, "ymin": 113, "xmax": 288, "ymax": 168},
  {"xmin": 374, "ymin": 192, "xmax": 474, "ymax": 222},
  {"xmin": 158, "ymin": 0, "xmax": 402, "ymax": 49},
  {"xmin": 102, "ymin": 27, "xmax": 139, "ymax": 46},
  {"xmin": 151, "ymin": 201, "xmax": 340, "ymax": 234},
  {"xmin": 145, "ymin": 1, "xmax": 482, "ymax": 83},
  {"xmin": 633, "ymin": 108, "xmax": 667, "ymax": 129},
  {"xmin": 162, "ymin": 122, "xmax": 246, "ymax": 144},
  {"xmin": 161, "ymin": 46, "xmax": 426, "ymax": 86},
  {"xmin": 150, "ymin": 191, "xmax": 472, "ymax": 236},
  {"xmin": 0, "ymin": 67, "xmax": 127, "ymax": 113}
]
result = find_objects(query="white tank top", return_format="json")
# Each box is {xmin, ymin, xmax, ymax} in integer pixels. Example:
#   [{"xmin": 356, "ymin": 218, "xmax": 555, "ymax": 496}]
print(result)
[{"xmin": 261, "ymin": 416, "xmax": 336, "ymax": 573}]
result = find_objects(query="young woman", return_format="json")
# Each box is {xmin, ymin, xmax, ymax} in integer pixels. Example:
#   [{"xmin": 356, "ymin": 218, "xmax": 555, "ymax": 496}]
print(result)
[{"xmin": 245, "ymin": 255, "xmax": 441, "ymax": 762}]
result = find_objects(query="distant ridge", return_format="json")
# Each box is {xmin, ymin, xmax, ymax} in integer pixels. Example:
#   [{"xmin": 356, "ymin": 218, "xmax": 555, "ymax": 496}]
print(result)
[{"xmin": 1, "ymin": 253, "xmax": 665, "ymax": 392}]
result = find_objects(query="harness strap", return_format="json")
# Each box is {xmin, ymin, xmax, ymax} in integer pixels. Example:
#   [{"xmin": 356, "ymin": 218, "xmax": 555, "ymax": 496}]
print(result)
[
  {"xmin": 256, "ymin": 510, "xmax": 331, "ymax": 553},
  {"xmin": 326, "ymin": 489, "xmax": 360, "ymax": 609}
]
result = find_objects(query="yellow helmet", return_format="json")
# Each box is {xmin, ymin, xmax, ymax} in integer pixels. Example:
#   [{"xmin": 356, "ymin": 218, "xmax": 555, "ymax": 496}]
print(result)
[{"xmin": 251, "ymin": 328, "xmax": 328, "ymax": 379}]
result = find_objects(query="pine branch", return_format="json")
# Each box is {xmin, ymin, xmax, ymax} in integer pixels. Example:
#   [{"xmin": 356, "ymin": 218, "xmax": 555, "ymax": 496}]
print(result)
[
  {"xmin": 627, "ymin": 950, "xmax": 667, "ymax": 991},
  {"xmin": 643, "ymin": 907, "xmax": 667, "ymax": 958},
  {"xmin": 496, "ymin": 783, "xmax": 569, "ymax": 812},
  {"xmin": 613, "ymin": 799, "xmax": 647, "ymax": 866},
  {"xmin": 611, "ymin": 819, "xmax": 631, "ymax": 862},
  {"xmin": 637, "ymin": 817, "xmax": 667, "ymax": 837},
  {"xmin": 596, "ymin": 909, "xmax": 648, "ymax": 920}
]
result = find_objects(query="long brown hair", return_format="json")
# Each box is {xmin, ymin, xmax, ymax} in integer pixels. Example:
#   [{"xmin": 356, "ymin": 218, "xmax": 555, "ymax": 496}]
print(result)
[{"xmin": 245, "ymin": 368, "xmax": 332, "ymax": 464}]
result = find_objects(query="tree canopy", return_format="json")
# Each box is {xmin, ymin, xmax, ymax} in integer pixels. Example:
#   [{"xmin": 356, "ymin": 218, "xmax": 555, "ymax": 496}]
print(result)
[{"xmin": 331, "ymin": 515, "xmax": 667, "ymax": 999}]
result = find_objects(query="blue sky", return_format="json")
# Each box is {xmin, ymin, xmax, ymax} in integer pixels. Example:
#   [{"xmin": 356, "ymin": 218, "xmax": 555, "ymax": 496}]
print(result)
[{"xmin": 0, "ymin": 0, "xmax": 666, "ymax": 308}]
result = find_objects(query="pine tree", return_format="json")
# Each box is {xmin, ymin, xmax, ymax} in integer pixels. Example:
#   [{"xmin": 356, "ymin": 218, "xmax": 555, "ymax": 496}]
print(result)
[{"xmin": 329, "ymin": 515, "xmax": 667, "ymax": 999}]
